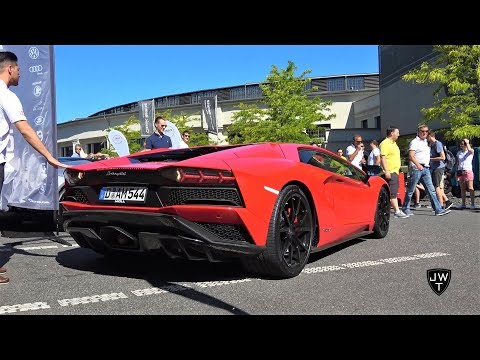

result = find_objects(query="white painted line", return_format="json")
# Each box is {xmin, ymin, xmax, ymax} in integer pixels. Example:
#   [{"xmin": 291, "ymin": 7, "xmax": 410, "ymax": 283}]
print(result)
[
  {"xmin": 195, "ymin": 278, "xmax": 253, "ymax": 288},
  {"xmin": 264, "ymin": 186, "xmax": 279, "ymax": 195},
  {"xmin": 18, "ymin": 245, "xmax": 59, "ymax": 250},
  {"xmin": 1, "ymin": 243, "xmax": 78, "ymax": 252},
  {"xmin": 0, "ymin": 302, "xmax": 50, "ymax": 314},
  {"xmin": 413, "ymin": 252, "xmax": 450, "ymax": 258},
  {"xmin": 58, "ymin": 292, "xmax": 128, "ymax": 307},
  {"xmin": 341, "ymin": 260, "xmax": 385, "ymax": 268},
  {"xmin": 303, "ymin": 252, "xmax": 452, "ymax": 276},
  {"xmin": 131, "ymin": 284, "xmax": 191, "ymax": 297},
  {"xmin": 378, "ymin": 256, "xmax": 419, "ymax": 263},
  {"xmin": 302, "ymin": 265, "xmax": 345, "ymax": 274}
]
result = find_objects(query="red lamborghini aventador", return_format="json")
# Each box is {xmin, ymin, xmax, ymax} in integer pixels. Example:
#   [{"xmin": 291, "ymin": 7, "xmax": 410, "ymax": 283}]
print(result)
[{"xmin": 60, "ymin": 143, "xmax": 391, "ymax": 278}]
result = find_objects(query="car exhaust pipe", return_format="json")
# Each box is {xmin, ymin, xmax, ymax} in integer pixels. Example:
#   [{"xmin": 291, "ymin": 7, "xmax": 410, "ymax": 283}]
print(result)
[{"xmin": 99, "ymin": 226, "xmax": 139, "ymax": 249}]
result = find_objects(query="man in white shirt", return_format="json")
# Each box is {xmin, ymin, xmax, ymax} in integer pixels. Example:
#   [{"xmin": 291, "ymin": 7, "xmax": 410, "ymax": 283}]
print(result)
[
  {"xmin": 401, "ymin": 124, "xmax": 450, "ymax": 217},
  {"xmin": 0, "ymin": 51, "xmax": 69, "ymax": 285},
  {"xmin": 346, "ymin": 134, "xmax": 366, "ymax": 169}
]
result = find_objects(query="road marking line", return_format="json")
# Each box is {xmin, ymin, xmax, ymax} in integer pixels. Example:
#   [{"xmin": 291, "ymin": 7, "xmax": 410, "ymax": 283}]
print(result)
[
  {"xmin": 132, "ymin": 284, "xmax": 191, "ymax": 297},
  {"xmin": 18, "ymin": 245, "xmax": 59, "ymax": 250},
  {"xmin": 412, "ymin": 252, "xmax": 450, "ymax": 258},
  {"xmin": 1, "ymin": 243, "xmax": 79, "ymax": 252},
  {"xmin": 302, "ymin": 265, "xmax": 345, "ymax": 274},
  {"xmin": 194, "ymin": 278, "xmax": 253, "ymax": 288},
  {"xmin": 0, "ymin": 302, "xmax": 50, "ymax": 314},
  {"xmin": 58, "ymin": 292, "xmax": 128, "ymax": 307},
  {"xmin": 378, "ymin": 256, "xmax": 419, "ymax": 263},
  {"xmin": 341, "ymin": 260, "xmax": 385, "ymax": 268},
  {"xmin": 303, "ymin": 252, "xmax": 451, "ymax": 274}
]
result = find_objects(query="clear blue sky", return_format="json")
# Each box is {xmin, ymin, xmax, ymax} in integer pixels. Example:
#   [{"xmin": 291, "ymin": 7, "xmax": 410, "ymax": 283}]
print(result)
[{"xmin": 54, "ymin": 45, "xmax": 379, "ymax": 124}]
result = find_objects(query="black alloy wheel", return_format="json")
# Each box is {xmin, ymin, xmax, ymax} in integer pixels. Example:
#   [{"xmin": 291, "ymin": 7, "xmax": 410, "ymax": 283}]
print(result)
[
  {"xmin": 265, "ymin": 185, "xmax": 314, "ymax": 278},
  {"xmin": 370, "ymin": 187, "xmax": 390, "ymax": 238}
]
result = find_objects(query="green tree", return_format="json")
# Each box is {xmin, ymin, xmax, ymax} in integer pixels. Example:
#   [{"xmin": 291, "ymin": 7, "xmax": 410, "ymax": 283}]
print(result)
[
  {"xmin": 103, "ymin": 115, "xmax": 142, "ymax": 157},
  {"xmin": 402, "ymin": 45, "xmax": 480, "ymax": 140},
  {"xmin": 227, "ymin": 61, "xmax": 334, "ymax": 144}
]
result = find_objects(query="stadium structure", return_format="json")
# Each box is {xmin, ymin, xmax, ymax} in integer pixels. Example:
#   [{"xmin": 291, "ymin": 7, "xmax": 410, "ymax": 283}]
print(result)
[{"xmin": 57, "ymin": 73, "xmax": 382, "ymax": 156}]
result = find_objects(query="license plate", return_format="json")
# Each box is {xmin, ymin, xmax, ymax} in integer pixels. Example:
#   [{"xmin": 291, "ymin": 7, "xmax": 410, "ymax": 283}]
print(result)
[{"xmin": 99, "ymin": 187, "xmax": 147, "ymax": 203}]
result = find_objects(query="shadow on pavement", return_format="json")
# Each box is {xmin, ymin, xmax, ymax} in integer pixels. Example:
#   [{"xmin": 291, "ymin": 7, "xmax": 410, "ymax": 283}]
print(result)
[
  {"xmin": 0, "ymin": 208, "xmax": 58, "ymax": 238},
  {"xmin": 56, "ymin": 247, "xmax": 250, "ymax": 283},
  {"xmin": 56, "ymin": 248, "xmax": 251, "ymax": 314}
]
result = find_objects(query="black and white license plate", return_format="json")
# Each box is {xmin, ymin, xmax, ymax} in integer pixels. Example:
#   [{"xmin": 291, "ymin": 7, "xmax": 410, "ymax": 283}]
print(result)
[{"xmin": 99, "ymin": 187, "xmax": 147, "ymax": 203}]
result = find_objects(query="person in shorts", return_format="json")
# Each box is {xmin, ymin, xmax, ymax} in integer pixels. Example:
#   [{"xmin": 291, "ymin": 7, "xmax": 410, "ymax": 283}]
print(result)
[
  {"xmin": 455, "ymin": 138, "xmax": 478, "ymax": 209},
  {"xmin": 379, "ymin": 126, "xmax": 408, "ymax": 218}
]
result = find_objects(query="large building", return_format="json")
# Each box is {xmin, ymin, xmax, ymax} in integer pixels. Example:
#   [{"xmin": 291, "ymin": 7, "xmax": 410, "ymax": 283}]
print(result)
[
  {"xmin": 379, "ymin": 45, "xmax": 443, "ymax": 136},
  {"xmin": 57, "ymin": 73, "xmax": 382, "ymax": 156}
]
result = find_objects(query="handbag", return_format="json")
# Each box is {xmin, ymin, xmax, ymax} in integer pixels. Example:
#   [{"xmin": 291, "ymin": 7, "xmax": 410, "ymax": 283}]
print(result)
[{"xmin": 456, "ymin": 170, "xmax": 465, "ymax": 177}]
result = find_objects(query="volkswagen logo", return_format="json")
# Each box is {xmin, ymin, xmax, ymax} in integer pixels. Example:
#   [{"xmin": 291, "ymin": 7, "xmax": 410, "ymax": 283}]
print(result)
[
  {"xmin": 33, "ymin": 86, "xmax": 42, "ymax": 97},
  {"xmin": 34, "ymin": 116, "xmax": 44, "ymax": 126},
  {"xmin": 29, "ymin": 65, "xmax": 43, "ymax": 73},
  {"xmin": 29, "ymin": 47, "xmax": 40, "ymax": 59}
]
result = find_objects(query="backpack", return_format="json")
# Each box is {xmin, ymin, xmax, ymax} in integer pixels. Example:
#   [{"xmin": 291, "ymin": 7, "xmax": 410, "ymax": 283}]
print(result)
[{"xmin": 444, "ymin": 146, "xmax": 456, "ymax": 171}]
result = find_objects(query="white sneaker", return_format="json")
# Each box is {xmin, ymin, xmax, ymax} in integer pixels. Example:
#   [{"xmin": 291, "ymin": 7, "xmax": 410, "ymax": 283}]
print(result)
[
  {"xmin": 469, "ymin": 204, "xmax": 480, "ymax": 210},
  {"xmin": 435, "ymin": 209, "xmax": 452, "ymax": 216},
  {"xmin": 394, "ymin": 210, "xmax": 409, "ymax": 218}
]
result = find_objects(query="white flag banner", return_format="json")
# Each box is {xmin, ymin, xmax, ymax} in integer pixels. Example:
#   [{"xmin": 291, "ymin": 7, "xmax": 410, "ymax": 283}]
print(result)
[
  {"xmin": 164, "ymin": 120, "xmax": 182, "ymax": 149},
  {"xmin": 108, "ymin": 130, "xmax": 130, "ymax": 157},
  {"xmin": 1, "ymin": 45, "xmax": 57, "ymax": 211}
]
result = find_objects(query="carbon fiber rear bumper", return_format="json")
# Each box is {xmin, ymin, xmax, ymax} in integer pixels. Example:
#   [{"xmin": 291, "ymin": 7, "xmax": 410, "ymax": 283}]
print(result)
[{"xmin": 62, "ymin": 210, "xmax": 263, "ymax": 261}]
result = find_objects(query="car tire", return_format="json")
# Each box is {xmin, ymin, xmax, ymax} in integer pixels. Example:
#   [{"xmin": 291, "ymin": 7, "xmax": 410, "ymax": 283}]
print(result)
[
  {"xmin": 242, "ymin": 185, "xmax": 314, "ymax": 279},
  {"xmin": 370, "ymin": 186, "xmax": 390, "ymax": 239}
]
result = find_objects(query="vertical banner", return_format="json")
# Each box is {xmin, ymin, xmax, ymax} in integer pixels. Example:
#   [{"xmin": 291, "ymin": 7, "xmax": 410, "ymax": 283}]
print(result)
[
  {"xmin": 108, "ymin": 130, "xmax": 130, "ymax": 157},
  {"xmin": 202, "ymin": 95, "xmax": 218, "ymax": 135},
  {"xmin": 139, "ymin": 99, "xmax": 155, "ymax": 138},
  {"xmin": 1, "ymin": 45, "xmax": 57, "ymax": 211}
]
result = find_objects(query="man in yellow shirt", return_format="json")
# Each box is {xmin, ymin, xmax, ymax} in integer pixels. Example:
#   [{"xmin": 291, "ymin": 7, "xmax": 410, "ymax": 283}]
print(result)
[{"xmin": 379, "ymin": 126, "xmax": 408, "ymax": 218}]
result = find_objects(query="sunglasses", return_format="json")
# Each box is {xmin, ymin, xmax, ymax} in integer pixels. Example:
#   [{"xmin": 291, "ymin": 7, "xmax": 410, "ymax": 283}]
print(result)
[{"xmin": 420, "ymin": 130, "xmax": 429, "ymax": 133}]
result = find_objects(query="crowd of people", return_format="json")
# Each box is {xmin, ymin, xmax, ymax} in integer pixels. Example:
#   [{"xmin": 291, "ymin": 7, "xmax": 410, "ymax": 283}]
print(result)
[{"xmin": 336, "ymin": 125, "xmax": 478, "ymax": 219}]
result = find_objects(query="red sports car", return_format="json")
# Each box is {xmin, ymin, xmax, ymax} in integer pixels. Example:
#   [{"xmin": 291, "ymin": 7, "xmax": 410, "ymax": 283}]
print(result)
[{"xmin": 60, "ymin": 143, "xmax": 391, "ymax": 278}]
